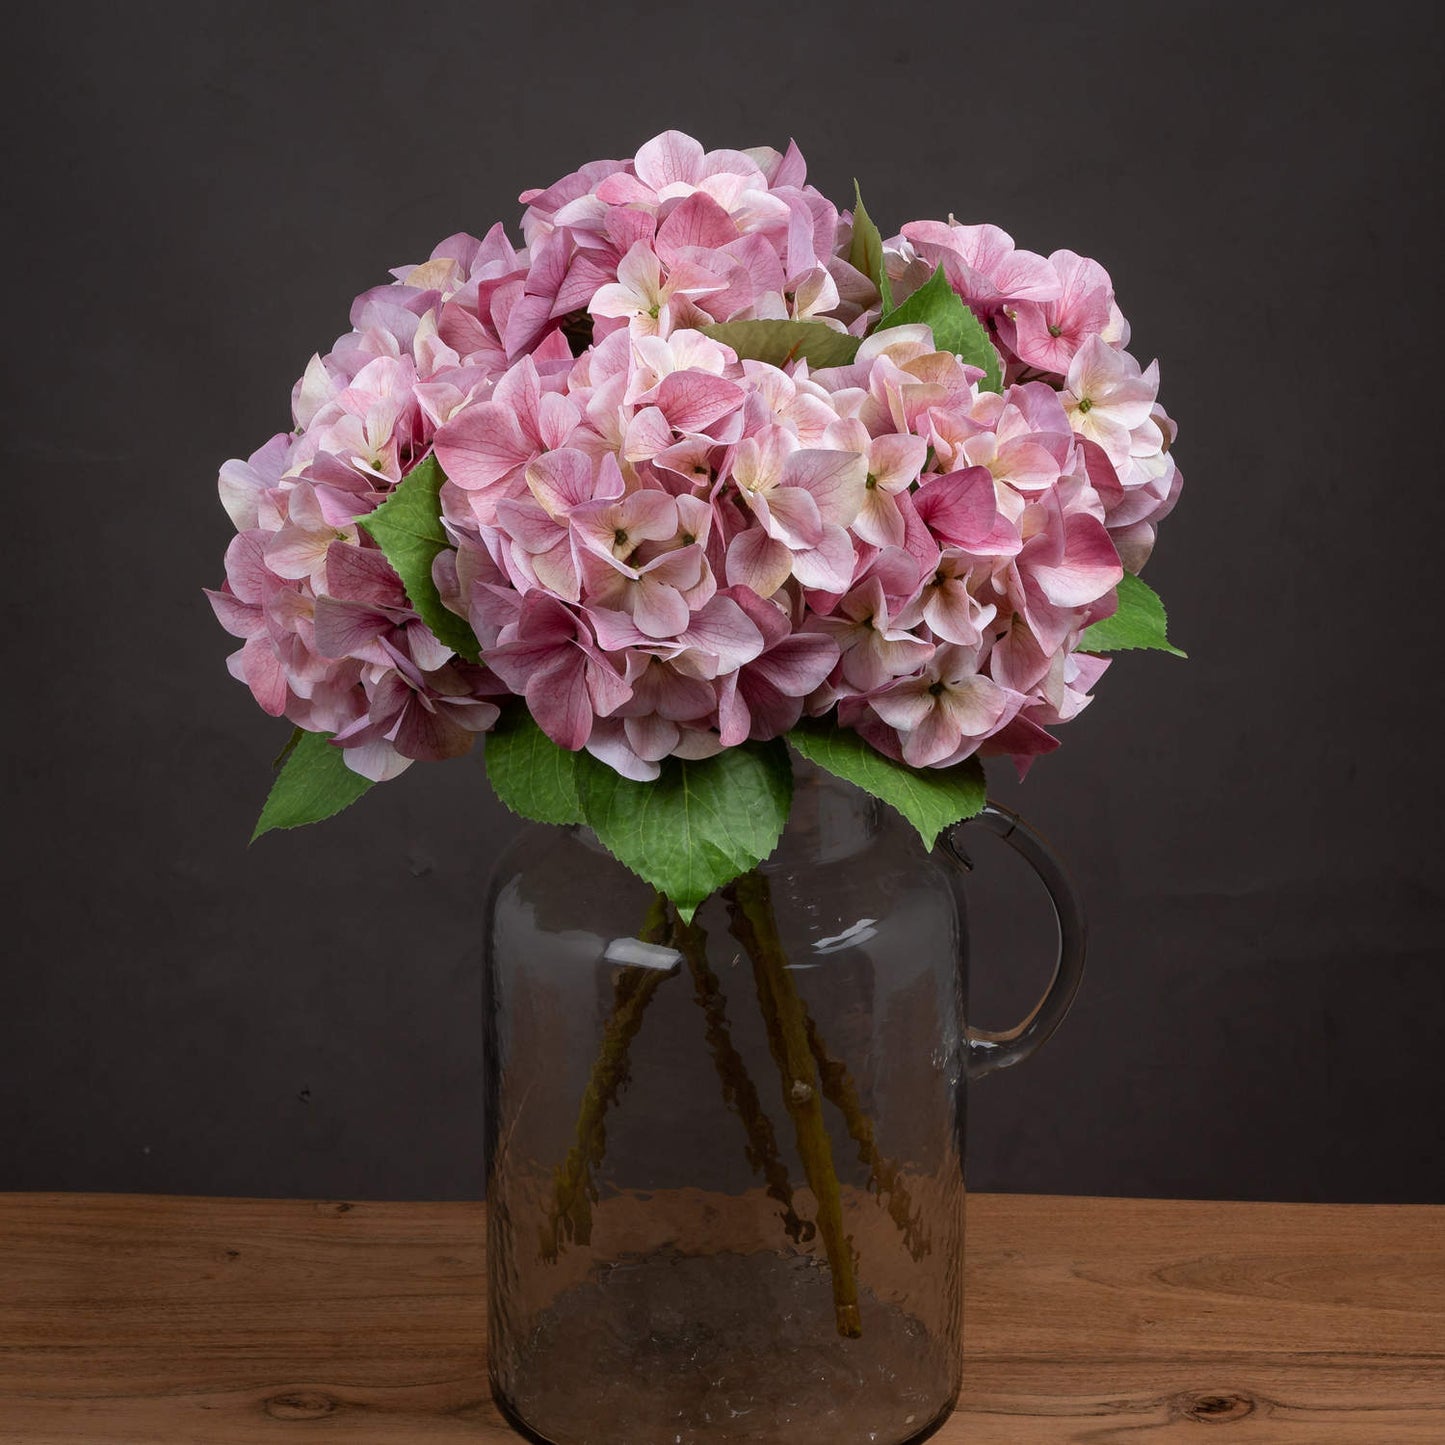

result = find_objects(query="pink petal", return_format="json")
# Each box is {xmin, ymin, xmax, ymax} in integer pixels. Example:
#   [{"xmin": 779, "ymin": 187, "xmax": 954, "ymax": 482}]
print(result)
[
  {"xmin": 900, "ymin": 705, "xmax": 965, "ymax": 768},
  {"xmin": 656, "ymin": 192, "xmax": 739, "ymax": 260},
  {"xmin": 869, "ymin": 432, "xmax": 930, "ymax": 488},
  {"xmin": 530, "ymin": 537, "xmax": 581, "ymax": 603},
  {"xmin": 264, "ymin": 527, "xmax": 331, "ymax": 583},
  {"xmin": 632, "ymin": 579, "xmax": 690, "ymax": 639},
  {"xmin": 726, "ymin": 529, "xmax": 794, "ymax": 595},
  {"xmin": 924, "ymin": 580, "xmax": 990, "ymax": 646},
  {"xmin": 486, "ymin": 595, "xmax": 583, "ymax": 682},
  {"xmin": 583, "ymin": 650, "xmax": 633, "ymax": 718},
  {"xmin": 324, "ymin": 541, "xmax": 406, "ymax": 608},
  {"xmin": 623, "ymin": 406, "xmax": 676, "ymax": 463},
  {"xmin": 217, "ymin": 457, "xmax": 268, "ymax": 531},
  {"xmin": 624, "ymin": 713, "xmax": 682, "ymax": 762},
  {"xmin": 554, "ymin": 251, "xmax": 621, "ymax": 314},
  {"xmin": 205, "ymin": 587, "xmax": 263, "ymax": 639},
  {"xmin": 223, "ymin": 531, "xmax": 271, "ymax": 605},
  {"xmin": 312, "ymin": 598, "xmax": 394, "ymax": 664},
  {"xmin": 438, "ymin": 300, "xmax": 499, "ymax": 362},
  {"xmin": 237, "ymin": 636, "xmax": 288, "ymax": 716},
  {"xmin": 733, "ymin": 673, "xmax": 804, "ymax": 741},
  {"xmin": 525, "ymin": 653, "xmax": 595, "ymax": 750},
  {"xmin": 621, "ymin": 659, "xmax": 717, "ymax": 720},
  {"xmin": 772, "ymin": 140, "xmax": 808, "ymax": 188},
  {"xmin": 638, "ymin": 543, "xmax": 705, "ymax": 591},
  {"xmin": 983, "ymin": 246, "xmax": 1061, "ymax": 306},
  {"xmin": 994, "ymin": 438, "xmax": 1064, "ymax": 492},
  {"xmin": 656, "ymin": 371, "xmax": 745, "ymax": 431},
  {"xmin": 526, "ymin": 447, "xmax": 598, "ymax": 517},
  {"xmin": 852, "ymin": 488, "xmax": 907, "ymax": 549},
  {"xmin": 501, "ymin": 292, "xmax": 556, "ymax": 359},
  {"xmin": 915, "ymin": 468, "xmax": 1019, "ymax": 553},
  {"xmin": 752, "ymin": 632, "xmax": 839, "ymax": 697},
  {"xmin": 870, "ymin": 679, "xmax": 935, "ymax": 732},
  {"xmin": 950, "ymin": 223, "xmax": 1060, "ymax": 303},
  {"xmin": 671, "ymin": 725, "xmax": 725, "ymax": 760},
  {"xmin": 495, "ymin": 496, "xmax": 563, "ymax": 554},
  {"xmin": 790, "ymin": 524, "xmax": 856, "ymax": 592},
  {"xmin": 605, "ymin": 206, "xmax": 658, "ymax": 253},
  {"xmin": 434, "ymin": 404, "xmax": 530, "ymax": 490},
  {"xmin": 634, "ymin": 130, "xmax": 705, "ymax": 191},
  {"xmin": 980, "ymin": 715, "xmax": 1060, "ymax": 781},
  {"xmin": 537, "ymin": 392, "xmax": 581, "ymax": 450},
  {"xmin": 393, "ymin": 696, "xmax": 484, "ymax": 762},
  {"xmin": 941, "ymin": 673, "xmax": 1014, "ymax": 738},
  {"xmin": 716, "ymin": 671, "xmax": 752, "ymax": 748},
  {"xmin": 781, "ymin": 449, "xmax": 868, "ymax": 527},
  {"xmin": 310, "ymin": 479, "xmax": 372, "ymax": 531},
  {"xmin": 765, "ymin": 485, "xmax": 824, "ymax": 548},
  {"xmin": 618, "ymin": 489, "xmax": 682, "ymax": 542},
  {"xmin": 1109, "ymin": 520, "xmax": 1157, "ymax": 573},
  {"xmin": 403, "ymin": 618, "xmax": 456, "ymax": 674},
  {"xmin": 582, "ymin": 606, "xmax": 650, "ymax": 655},
  {"xmin": 677, "ymin": 595, "xmax": 766, "ymax": 675},
  {"xmin": 593, "ymin": 171, "xmax": 658, "ymax": 206},
  {"xmin": 582, "ymin": 718, "xmax": 661, "ymax": 780},
  {"xmin": 338, "ymin": 735, "xmax": 414, "ymax": 782},
  {"xmin": 869, "ymin": 631, "xmax": 936, "ymax": 686},
  {"xmin": 1028, "ymin": 514, "xmax": 1123, "ymax": 608},
  {"xmin": 725, "ymin": 585, "xmax": 792, "ymax": 648},
  {"xmin": 722, "ymin": 233, "xmax": 787, "ymax": 300}
]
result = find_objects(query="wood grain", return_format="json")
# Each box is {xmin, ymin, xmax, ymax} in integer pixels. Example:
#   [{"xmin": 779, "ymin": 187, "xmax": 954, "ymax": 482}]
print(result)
[{"xmin": 0, "ymin": 1192, "xmax": 1440, "ymax": 1442}]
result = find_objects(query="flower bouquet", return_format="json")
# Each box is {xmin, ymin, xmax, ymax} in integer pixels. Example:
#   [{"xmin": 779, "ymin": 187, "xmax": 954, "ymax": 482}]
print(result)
[{"xmin": 210, "ymin": 130, "xmax": 1182, "ymax": 1441}]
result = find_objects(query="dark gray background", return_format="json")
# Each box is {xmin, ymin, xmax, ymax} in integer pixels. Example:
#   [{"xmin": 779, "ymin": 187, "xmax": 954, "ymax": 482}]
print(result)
[{"xmin": 4, "ymin": 0, "xmax": 1442, "ymax": 1204}]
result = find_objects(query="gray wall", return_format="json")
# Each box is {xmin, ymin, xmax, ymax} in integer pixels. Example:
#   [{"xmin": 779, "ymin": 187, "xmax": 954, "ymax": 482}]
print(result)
[{"xmin": 4, "ymin": 0, "xmax": 1441, "ymax": 1204}]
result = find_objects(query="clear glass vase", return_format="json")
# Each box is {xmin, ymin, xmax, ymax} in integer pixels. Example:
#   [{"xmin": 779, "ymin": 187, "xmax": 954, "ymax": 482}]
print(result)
[{"xmin": 483, "ymin": 762, "xmax": 1084, "ymax": 1445}]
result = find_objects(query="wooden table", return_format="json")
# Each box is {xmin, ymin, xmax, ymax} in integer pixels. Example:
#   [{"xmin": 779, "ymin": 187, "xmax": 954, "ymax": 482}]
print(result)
[{"xmin": 0, "ymin": 1193, "xmax": 1440, "ymax": 1442}]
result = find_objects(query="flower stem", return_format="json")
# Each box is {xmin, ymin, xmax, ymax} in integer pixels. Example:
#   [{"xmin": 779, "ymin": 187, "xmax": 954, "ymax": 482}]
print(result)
[
  {"xmin": 804, "ymin": 1015, "xmax": 931, "ymax": 1262},
  {"xmin": 726, "ymin": 870, "xmax": 862, "ymax": 1339},
  {"xmin": 540, "ymin": 891, "xmax": 672, "ymax": 1262},
  {"xmin": 670, "ymin": 908, "xmax": 815, "ymax": 1247}
]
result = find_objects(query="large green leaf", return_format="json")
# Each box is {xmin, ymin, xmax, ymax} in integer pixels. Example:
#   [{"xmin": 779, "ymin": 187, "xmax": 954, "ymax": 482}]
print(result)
[
  {"xmin": 356, "ymin": 454, "xmax": 481, "ymax": 663},
  {"xmin": 875, "ymin": 264, "xmax": 1003, "ymax": 393},
  {"xmin": 252, "ymin": 729, "xmax": 373, "ymax": 842},
  {"xmin": 700, "ymin": 320, "xmax": 862, "ymax": 371},
  {"xmin": 848, "ymin": 181, "xmax": 893, "ymax": 311},
  {"xmin": 1080, "ymin": 572, "xmax": 1187, "ymax": 658},
  {"xmin": 788, "ymin": 718, "xmax": 986, "ymax": 850},
  {"xmin": 484, "ymin": 707, "xmax": 584, "ymax": 826},
  {"xmin": 575, "ymin": 741, "xmax": 794, "ymax": 922}
]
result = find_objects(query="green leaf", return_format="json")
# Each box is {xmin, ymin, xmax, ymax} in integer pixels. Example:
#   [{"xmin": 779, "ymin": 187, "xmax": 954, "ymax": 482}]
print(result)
[
  {"xmin": 356, "ymin": 454, "xmax": 481, "ymax": 663},
  {"xmin": 787, "ymin": 718, "xmax": 986, "ymax": 850},
  {"xmin": 251, "ymin": 730, "xmax": 373, "ymax": 842},
  {"xmin": 700, "ymin": 320, "xmax": 861, "ymax": 371},
  {"xmin": 849, "ymin": 181, "xmax": 892, "ymax": 311},
  {"xmin": 575, "ymin": 741, "xmax": 794, "ymax": 922},
  {"xmin": 484, "ymin": 707, "xmax": 584, "ymax": 826},
  {"xmin": 875, "ymin": 264, "xmax": 1003, "ymax": 393},
  {"xmin": 1080, "ymin": 572, "xmax": 1187, "ymax": 658}
]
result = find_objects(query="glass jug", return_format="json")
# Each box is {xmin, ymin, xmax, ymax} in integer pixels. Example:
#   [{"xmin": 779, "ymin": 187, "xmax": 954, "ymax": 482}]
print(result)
[{"xmin": 483, "ymin": 761, "xmax": 1085, "ymax": 1445}]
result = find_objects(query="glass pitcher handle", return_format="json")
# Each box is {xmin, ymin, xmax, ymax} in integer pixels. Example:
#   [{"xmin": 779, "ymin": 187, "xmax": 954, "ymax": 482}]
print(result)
[{"xmin": 941, "ymin": 802, "xmax": 1087, "ymax": 1081}]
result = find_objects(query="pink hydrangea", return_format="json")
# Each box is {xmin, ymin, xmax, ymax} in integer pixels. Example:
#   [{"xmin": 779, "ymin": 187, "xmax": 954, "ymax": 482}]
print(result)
[{"xmin": 210, "ymin": 131, "xmax": 1181, "ymax": 783}]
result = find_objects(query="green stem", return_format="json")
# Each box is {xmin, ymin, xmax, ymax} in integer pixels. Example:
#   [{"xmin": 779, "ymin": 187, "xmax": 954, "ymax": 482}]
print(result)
[
  {"xmin": 540, "ymin": 892, "xmax": 672, "ymax": 1262},
  {"xmin": 726, "ymin": 871, "xmax": 862, "ymax": 1339},
  {"xmin": 804, "ymin": 1015, "xmax": 931, "ymax": 1261},
  {"xmin": 670, "ymin": 908, "xmax": 814, "ymax": 1247}
]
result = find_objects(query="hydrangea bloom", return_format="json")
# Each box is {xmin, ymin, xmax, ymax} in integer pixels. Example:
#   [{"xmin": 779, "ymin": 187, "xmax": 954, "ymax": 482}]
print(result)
[{"xmin": 210, "ymin": 132, "xmax": 1181, "ymax": 784}]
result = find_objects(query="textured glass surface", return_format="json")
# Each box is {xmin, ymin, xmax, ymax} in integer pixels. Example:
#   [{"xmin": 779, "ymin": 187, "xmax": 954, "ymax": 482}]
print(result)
[{"xmin": 484, "ymin": 767, "xmax": 971, "ymax": 1445}]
